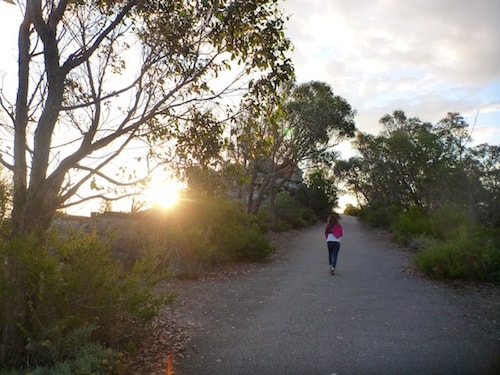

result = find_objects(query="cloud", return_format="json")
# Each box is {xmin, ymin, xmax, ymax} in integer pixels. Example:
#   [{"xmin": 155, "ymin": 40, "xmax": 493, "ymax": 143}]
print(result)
[{"xmin": 284, "ymin": 0, "xmax": 500, "ymax": 143}]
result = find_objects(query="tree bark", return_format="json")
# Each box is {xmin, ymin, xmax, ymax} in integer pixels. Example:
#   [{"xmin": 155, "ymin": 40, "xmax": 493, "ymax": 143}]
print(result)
[{"xmin": 1, "ymin": 9, "xmax": 33, "ymax": 364}]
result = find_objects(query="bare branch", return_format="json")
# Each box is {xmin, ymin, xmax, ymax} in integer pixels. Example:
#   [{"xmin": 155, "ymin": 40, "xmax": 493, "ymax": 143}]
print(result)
[
  {"xmin": 61, "ymin": 0, "xmax": 141, "ymax": 74},
  {"xmin": 0, "ymin": 153, "xmax": 14, "ymax": 171}
]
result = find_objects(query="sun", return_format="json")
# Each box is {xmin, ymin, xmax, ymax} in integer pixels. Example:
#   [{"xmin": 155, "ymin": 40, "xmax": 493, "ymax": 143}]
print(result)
[{"xmin": 145, "ymin": 179, "xmax": 183, "ymax": 209}]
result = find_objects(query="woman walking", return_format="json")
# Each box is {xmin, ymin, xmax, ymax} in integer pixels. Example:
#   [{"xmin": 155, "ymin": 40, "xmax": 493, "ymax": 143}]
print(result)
[{"xmin": 324, "ymin": 214, "xmax": 343, "ymax": 275}]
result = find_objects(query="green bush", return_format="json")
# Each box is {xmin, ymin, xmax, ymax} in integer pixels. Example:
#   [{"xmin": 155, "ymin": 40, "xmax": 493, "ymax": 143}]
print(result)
[
  {"xmin": 274, "ymin": 192, "xmax": 317, "ymax": 229},
  {"xmin": 429, "ymin": 205, "xmax": 470, "ymax": 240},
  {"xmin": 152, "ymin": 194, "xmax": 274, "ymax": 277},
  {"xmin": 358, "ymin": 204, "xmax": 402, "ymax": 229},
  {"xmin": 392, "ymin": 206, "xmax": 432, "ymax": 245},
  {"xmin": 0, "ymin": 231, "xmax": 171, "ymax": 370},
  {"xmin": 255, "ymin": 209, "xmax": 272, "ymax": 233},
  {"xmin": 216, "ymin": 221, "xmax": 273, "ymax": 261},
  {"xmin": 1, "ymin": 340, "xmax": 119, "ymax": 374},
  {"xmin": 406, "ymin": 235, "xmax": 436, "ymax": 252},
  {"xmin": 415, "ymin": 228, "xmax": 500, "ymax": 282},
  {"xmin": 203, "ymin": 197, "xmax": 274, "ymax": 262},
  {"xmin": 167, "ymin": 225, "xmax": 216, "ymax": 278},
  {"xmin": 300, "ymin": 207, "xmax": 318, "ymax": 226}
]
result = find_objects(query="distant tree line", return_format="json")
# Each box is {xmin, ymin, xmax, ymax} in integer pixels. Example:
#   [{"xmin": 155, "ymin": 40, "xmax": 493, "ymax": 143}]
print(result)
[
  {"xmin": 338, "ymin": 110, "xmax": 499, "ymax": 227},
  {"xmin": 339, "ymin": 110, "xmax": 499, "ymax": 282}
]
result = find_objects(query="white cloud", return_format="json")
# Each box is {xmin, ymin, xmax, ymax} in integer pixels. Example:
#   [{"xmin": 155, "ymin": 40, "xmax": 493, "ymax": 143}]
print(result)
[
  {"xmin": 1, "ymin": 0, "xmax": 498, "ymax": 148},
  {"xmin": 284, "ymin": 0, "xmax": 500, "ymax": 146}
]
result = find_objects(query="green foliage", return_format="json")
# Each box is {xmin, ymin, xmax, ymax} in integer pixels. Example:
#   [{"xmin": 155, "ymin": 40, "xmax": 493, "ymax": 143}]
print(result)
[
  {"xmin": 166, "ymin": 221, "xmax": 218, "ymax": 278},
  {"xmin": 216, "ymin": 221, "xmax": 272, "ymax": 262},
  {"xmin": 341, "ymin": 109, "xmax": 500, "ymax": 283},
  {"xmin": 358, "ymin": 200, "xmax": 500, "ymax": 283},
  {"xmin": 228, "ymin": 80, "xmax": 356, "ymax": 215},
  {"xmin": 406, "ymin": 235, "xmax": 436, "ymax": 252},
  {"xmin": 358, "ymin": 204, "xmax": 402, "ymax": 229},
  {"xmin": 15, "ymin": 328, "xmax": 121, "ymax": 374},
  {"xmin": 428, "ymin": 205, "xmax": 471, "ymax": 240},
  {"xmin": 304, "ymin": 170, "xmax": 339, "ymax": 218},
  {"xmin": 344, "ymin": 110, "xmax": 498, "ymax": 230},
  {"xmin": 274, "ymin": 191, "xmax": 317, "ymax": 230},
  {"xmin": 415, "ymin": 228, "xmax": 500, "ymax": 282},
  {"xmin": 201, "ymin": 197, "xmax": 275, "ymax": 262},
  {"xmin": 149, "ymin": 194, "xmax": 274, "ymax": 277},
  {"xmin": 2, "ymin": 341, "xmax": 118, "ymax": 374},
  {"xmin": 0, "ymin": 232, "xmax": 170, "ymax": 369},
  {"xmin": 392, "ymin": 206, "xmax": 432, "ymax": 245}
]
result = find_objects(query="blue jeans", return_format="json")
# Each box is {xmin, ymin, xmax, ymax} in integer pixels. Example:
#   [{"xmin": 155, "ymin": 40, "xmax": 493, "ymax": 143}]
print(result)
[{"xmin": 327, "ymin": 241, "xmax": 340, "ymax": 268}]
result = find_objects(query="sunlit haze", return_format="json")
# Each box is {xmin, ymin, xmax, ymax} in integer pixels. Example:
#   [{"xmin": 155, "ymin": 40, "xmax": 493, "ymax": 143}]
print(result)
[{"xmin": 143, "ymin": 180, "xmax": 184, "ymax": 210}]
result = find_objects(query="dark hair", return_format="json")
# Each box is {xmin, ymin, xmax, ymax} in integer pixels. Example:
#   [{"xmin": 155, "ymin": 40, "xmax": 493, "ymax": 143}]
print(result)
[{"xmin": 327, "ymin": 213, "xmax": 339, "ymax": 226}]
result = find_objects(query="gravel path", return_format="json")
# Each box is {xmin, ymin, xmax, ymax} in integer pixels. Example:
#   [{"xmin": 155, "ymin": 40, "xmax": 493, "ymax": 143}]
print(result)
[{"xmin": 171, "ymin": 215, "xmax": 500, "ymax": 375}]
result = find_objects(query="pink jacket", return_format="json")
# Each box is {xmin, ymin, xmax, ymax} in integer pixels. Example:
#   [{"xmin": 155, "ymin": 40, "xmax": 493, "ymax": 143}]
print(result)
[{"xmin": 325, "ymin": 223, "xmax": 343, "ymax": 240}]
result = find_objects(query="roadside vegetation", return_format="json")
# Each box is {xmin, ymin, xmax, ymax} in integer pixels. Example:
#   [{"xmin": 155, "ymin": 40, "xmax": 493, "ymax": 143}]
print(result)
[
  {"xmin": 0, "ymin": 230, "xmax": 170, "ymax": 374},
  {"xmin": 340, "ymin": 111, "xmax": 500, "ymax": 283},
  {"xmin": 1, "ymin": 0, "xmax": 357, "ymax": 371},
  {"xmin": 2, "ymin": 0, "xmax": 497, "ymax": 372},
  {"xmin": 0, "ymin": 180, "xmax": 332, "ymax": 373}
]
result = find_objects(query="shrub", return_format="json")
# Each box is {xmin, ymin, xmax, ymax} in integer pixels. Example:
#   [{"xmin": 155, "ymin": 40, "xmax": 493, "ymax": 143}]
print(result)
[
  {"xmin": 167, "ymin": 225, "xmax": 217, "ymax": 278},
  {"xmin": 255, "ymin": 209, "xmax": 272, "ymax": 233},
  {"xmin": 1, "ymin": 340, "xmax": 119, "ymax": 375},
  {"xmin": 215, "ymin": 221, "xmax": 273, "ymax": 261},
  {"xmin": 202, "ymin": 197, "xmax": 274, "ymax": 262},
  {"xmin": 415, "ymin": 228, "xmax": 500, "ymax": 282},
  {"xmin": 406, "ymin": 235, "xmax": 436, "ymax": 252},
  {"xmin": 358, "ymin": 204, "xmax": 402, "ymax": 229},
  {"xmin": 392, "ymin": 206, "xmax": 432, "ymax": 245},
  {"xmin": 429, "ymin": 205, "xmax": 470, "ymax": 240},
  {"xmin": 151, "ymin": 194, "xmax": 274, "ymax": 277},
  {"xmin": 300, "ymin": 207, "xmax": 318, "ymax": 225},
  {"xmin": 274, "ymin": 192, "xmax": 317, "ymax": 229},
  {"xmin": 0, "ymin": 231, "xmax": 171, "ymax": 370}
]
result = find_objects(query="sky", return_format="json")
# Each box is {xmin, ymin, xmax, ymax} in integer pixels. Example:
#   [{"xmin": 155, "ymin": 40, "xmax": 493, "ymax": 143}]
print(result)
[
  {"xmin": 0, "ymin": 0, "xmax": 498, "ymax": 211},
  {"xmin": 1, "ymin": 0, "xmax": 498, "ymax": 150},
  {"xmin": 283, "ymin": 0, "xmax": 500, "ymax": 156}
]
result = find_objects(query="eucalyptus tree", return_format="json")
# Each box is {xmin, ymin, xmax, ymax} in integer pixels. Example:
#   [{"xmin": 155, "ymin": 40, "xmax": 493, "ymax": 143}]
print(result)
[
  {"xmin": 346, "ymin": 111, "xmax": 444, "ymax": 210},
  {"xmin": 0, "ymin": 0, "xmax": 293, "ymax": 362},
  {"xmin": 468, "ymin": 143, "xmax": 500, "ymax": 226},
  {"xmin": 345, "ymin": 110, "xmax": 497, "ymax": 224},
  {"xmin": 435, "ymin": 112, "xmax": 470, "ymax": 162},
  {"xmin": 304, "ymin": 168, "xmax": 339, "ymax": 217},
  {"xmin": 0, "ymin": 0, "xmax": 293, "ymax": 237},
  {"xmin": 228, "ymin": 81, "xmax": 356, "ymax": 218}
]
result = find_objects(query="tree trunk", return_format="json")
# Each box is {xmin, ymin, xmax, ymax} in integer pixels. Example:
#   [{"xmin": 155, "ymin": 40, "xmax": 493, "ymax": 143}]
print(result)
[
  {"xmin": 269, "ymin": 186, "xmax": 277, "ymax": 230},
  {"xmin": 246, "ymin": 171, "xmax": 258, "ymax": 214},
  {"xmin": 1, "ymin": 9, "xmax": 33, "ymax": 364}
]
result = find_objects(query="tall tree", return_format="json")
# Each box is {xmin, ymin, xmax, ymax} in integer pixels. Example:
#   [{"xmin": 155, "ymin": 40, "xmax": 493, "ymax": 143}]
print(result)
[
  {"xmin": 228, "ymin": 81, "xmax": 356, "ymax": 219},
  {"xmin": 0, "ymin": 0, "xmax": 293, "ymax": 361},
  {"xmin": 304, "ymin": 168, "xmax": 339, "ymax": 217},
  {"xmin": 342, "ymin": 110, "xmax": 498, "ymax": 225},
  {"xmin": 469, "ymin": 143, "xmax": 500, "ymax": 226},
  {"xmin": 351, "ymin": 111, "xmax": 449, "ymax": 210},
  {"xmin": 0, "ymin": 0, "xmax": 293, "ymax": 237}
]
